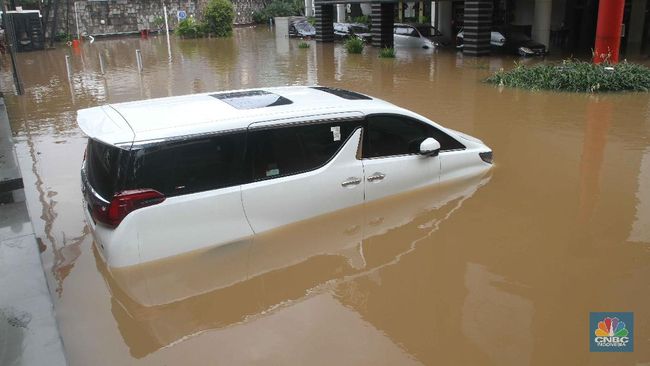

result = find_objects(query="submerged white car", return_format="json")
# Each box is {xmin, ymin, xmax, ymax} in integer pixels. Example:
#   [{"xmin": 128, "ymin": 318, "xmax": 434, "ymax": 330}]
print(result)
[
  {"xmin": 394, "ymin": 23, "xmax": 435, "ymax": 49},
  {"xmin": 78, "ymin": 86, "xmax": 492, "ymax": 268}
]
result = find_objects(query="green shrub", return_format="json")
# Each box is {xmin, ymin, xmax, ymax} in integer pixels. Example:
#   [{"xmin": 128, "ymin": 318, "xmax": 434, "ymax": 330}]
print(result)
[
  {"xmin": 55, "ymin": 32, "xmax": 72, "ymax": 42},
  {"xmin": 351, "ymin": 15, "xmax": 370, "ymax": 26},
  {"xmin": 379, "ymin": 47, "xmax": 395, "ymax": 58},
  {"xmin": 298, "ymin": 41, "xmax": 310, "ymax": 49},
  {"xmin": 152, "ymin": 16, "xmax": 165, "ymax": 29},
  {"xmin": 486, "ymin": 60, "xmax": 650, "ymax": 92},
  {"xmin": 345, "ymin": 37, "xmax": 364, "ymax": 54},
  {"xmin": 252, "ymin": 0, "xmax": 304, "ymax": 23},
  {"xmin": 307, "ymin": 16, "xmax": 315, "ymax": 26},
  {"xmin": 204, "ymin": 0, "xmax": 234, "ymax": 37},
  {"xmin": 175, "ymin": 17, "xmax": 206, "ymax": 38},
  {"xmin": 252, "ymin": 11, "xmax": 268, "ymax": 24}
]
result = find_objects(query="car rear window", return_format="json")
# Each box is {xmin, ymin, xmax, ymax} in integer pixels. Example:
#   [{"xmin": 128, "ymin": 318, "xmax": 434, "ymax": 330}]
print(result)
[
  {"xmin": 85, "ymin": 139, "xmax": 127, "ymax": 199},
  {"xmin": 128, "ymin": 132, "xmax": 247, "ymax": 196}
]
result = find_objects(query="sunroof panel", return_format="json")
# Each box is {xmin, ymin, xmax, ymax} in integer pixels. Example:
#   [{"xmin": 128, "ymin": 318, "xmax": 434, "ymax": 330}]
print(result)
[
  {"xmin": 311, "ymin": 87, "xmax": 372, "ymax": 100},
  {"xmin": 211, "ymin": 90, "xmax": 293, "ymax": 109}
]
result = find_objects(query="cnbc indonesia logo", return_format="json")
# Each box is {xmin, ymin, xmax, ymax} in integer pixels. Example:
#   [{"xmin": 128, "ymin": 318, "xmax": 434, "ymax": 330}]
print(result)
[{"xmin": 590, "ymin": 312, "xmax": 634, "ymax": 352}]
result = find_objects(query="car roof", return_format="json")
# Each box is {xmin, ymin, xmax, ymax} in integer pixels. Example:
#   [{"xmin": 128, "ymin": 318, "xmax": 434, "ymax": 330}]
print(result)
[{"xmin": 77, "ymin": 86, "xmax": 397, "ymax": 146}]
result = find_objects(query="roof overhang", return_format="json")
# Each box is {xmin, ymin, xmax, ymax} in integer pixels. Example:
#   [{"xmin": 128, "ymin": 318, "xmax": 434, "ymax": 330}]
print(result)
[{"xmin": 314, "ymin": 0, "xmax": 397, "ymax": 4}]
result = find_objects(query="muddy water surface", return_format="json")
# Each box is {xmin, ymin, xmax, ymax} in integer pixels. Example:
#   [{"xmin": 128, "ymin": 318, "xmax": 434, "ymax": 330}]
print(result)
[{"xmin": 1, "ymin": 27, "xmax": 649, "ymax": 365}]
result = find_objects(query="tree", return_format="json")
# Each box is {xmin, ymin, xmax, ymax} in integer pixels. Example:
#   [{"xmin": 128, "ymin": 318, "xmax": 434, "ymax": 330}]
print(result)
[{"xmin": 203, "ymin": 0, "xmax": 235, "ymax": 37}]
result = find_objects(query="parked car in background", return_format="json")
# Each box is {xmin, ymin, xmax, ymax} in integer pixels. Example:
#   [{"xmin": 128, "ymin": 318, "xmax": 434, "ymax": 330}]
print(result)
[
  {"xmin": 289, "ymin": 19, "xmax": 315, "ymax": 38},
  {"xmin": 334, "ymin": 22, "xmax": 372, "ymax": 41},
  {"xmin": 502, "ymin": 32, "xmax": 547, "ymax": 56},
  {"xmin": 456, "ymin": 30, "xmax": 506, "ymax": 49},
  {"xmin": 394, "ymin": 23, "xmax": 435, "ymax": 49},
  {"xmin": 456, "ymin": 29, "xmax": 547, "ymax": 56},
  {"xmin": 78, "ymin": 86, "xmax": 492, "ymax": 268}
]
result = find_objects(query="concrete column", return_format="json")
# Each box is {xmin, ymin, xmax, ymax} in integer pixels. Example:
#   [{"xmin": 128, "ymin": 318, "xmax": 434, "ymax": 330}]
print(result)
[
  {"xmin": 371, "ymin": 3, "xmax": 395, "ymax": 48},
  {"xmin": 337, "ymin": 4, "xmax": 346, "ymax": 22},
  {"xmin": 532, "ymin": 0, "xmax": 552, "ymax": 47},
  {"xmin": 419, "ymin": 1, "xmax": 424, "ymax": 22},
  {"xmin": 593, "ymin": 0, "xmax": 625, "ymax": 63},
  {"xmin": 305, "ymin": 0, "xmax": 313, "ymax": 17},
  {"xmin": 431, "ymin": 1, "xmax": 436, "ymax": 27},
  {"xmin": 627, "ymin": 0, "xmax": 647, "ymax": 55},
  {"xmin": 315, "ymin": 4, "xmax": 334, "ymax": 42},
  {"xmin": 398, "ymin": 1, "xmax": 403, "ymax": 22},
  {"xmin": 437, "ymin": 1, "xmax": 452, "ymax": 44},
  {"xmin": 462, "ymin": 0, "xmax": 492, "ymax": 56}
]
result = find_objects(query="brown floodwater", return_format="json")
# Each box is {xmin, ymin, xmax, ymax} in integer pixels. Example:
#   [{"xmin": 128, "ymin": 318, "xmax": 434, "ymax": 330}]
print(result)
[{"xmin": 1, "ymin": 26, "xmax": 649, "ymax": 365}]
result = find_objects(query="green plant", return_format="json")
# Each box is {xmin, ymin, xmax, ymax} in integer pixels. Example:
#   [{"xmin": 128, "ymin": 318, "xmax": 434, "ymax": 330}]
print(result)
[
  {"xmin": 298, "ymin": 41, "xmax": 310, "ymax": 49},
  {"xmin": 379, "ymin": 47, "xmax": 395, "ymax": 58},
  {"xmin": 203, "ymin": 0, "xmax": 235, "ymax": 37},
  {"xmin": 351, "ymin": 15, "xmax": 370, "ymax": 26},
  {"xmin": 307, "ymin": 16, "xmax": 315, "ymax": 26},
  {"xmin": 175, "ymin": 17, "xmax": 206, "ymax": 38},
  {"xmin": 345, "ymin": 36, "xmax": 364, "ymax": 54},
  {"xmin": 152, "ymin": 16, "xmax": 165, "ymax": 29},
  {"xmin": 55, "ymin": 32, "xmax": 72, "ymax": 42},
  {"xmin": 485, "ymin": 59, "xmax": 650, "ymax": 92},
  {"xmin": 418, "ymin": 15, "xmax": 429, "ymax": 24},
  {"xmin": 252, "ymin": 0, "xmax": 304, "ymax": 23}
]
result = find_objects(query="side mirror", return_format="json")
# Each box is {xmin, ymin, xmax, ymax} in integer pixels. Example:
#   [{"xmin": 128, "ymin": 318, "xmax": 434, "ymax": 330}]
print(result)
[{"xmin": 419, "ymin": 137, "xmax": 441, "ymax": 156}]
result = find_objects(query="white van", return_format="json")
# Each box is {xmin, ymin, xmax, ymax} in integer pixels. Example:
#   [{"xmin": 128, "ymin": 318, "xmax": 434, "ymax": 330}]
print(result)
[{"xmin": 79, "ymin": 86, "xmax": 492, "ymax": 268}]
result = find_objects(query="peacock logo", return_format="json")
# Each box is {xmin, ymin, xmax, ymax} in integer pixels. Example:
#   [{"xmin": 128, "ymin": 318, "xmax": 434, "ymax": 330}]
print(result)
[
  {"xmin": 590, "ymin": 312, "xmax": 633, "ymax": 352},
  {"xmin": 594, "ymin": 317, "xmax": 628, "ymax": 337}
]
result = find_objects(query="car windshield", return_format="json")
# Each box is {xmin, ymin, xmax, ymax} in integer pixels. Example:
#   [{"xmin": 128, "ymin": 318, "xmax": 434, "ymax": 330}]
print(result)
[
  {"xmin": 350, "ymin": 25, "xmax": 368, "ymax": 33},
  {"xmin": 294, "ymin": 21, "xmax": 312, "ymax": 31},
  {"xmin": 395, "ymin": 27, "xmax": 418, "ymax": 37}
]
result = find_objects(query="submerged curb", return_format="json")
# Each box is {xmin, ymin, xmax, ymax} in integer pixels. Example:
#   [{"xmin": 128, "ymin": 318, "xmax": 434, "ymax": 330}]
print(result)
[{"xmin": 0, "ymin": 96, "xmax": 67, "ymax": 366}]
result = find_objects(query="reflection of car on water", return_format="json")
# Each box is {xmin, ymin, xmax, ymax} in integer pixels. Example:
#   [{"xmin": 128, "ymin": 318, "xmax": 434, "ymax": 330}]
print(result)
[
  {"xmin": 99, "ymin": 172, "xmax": 491, "ymax": 358},
  {"xmin": 78, "ymin": 86, "xmax": 493, "ymax": 269}
]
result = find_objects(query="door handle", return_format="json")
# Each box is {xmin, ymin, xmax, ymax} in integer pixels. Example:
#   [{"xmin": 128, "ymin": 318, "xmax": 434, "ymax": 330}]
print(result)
[
  {"xmin": 341, "ymin": 177, "xmax": 362, "ymax": 188},
  {"xmin": 367, "ymin": 172, "xmax": 386, "ymax": 182}
]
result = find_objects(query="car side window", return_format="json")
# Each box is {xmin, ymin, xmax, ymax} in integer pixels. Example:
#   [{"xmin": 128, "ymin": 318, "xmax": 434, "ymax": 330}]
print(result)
[
  {"xmin": 247, "ymin": 120, "xmax": 361, "ymax": 181},
  {"xmin": 363, "ymin": 115, "xmax": 465, "ymax": 159},
  {"xmin": 395, "ymin": 26, "xmax": 417, "ymax": 37},
  {"xmin": 129, "ymin": 132, "xmax": 247, "ymax": 196}
]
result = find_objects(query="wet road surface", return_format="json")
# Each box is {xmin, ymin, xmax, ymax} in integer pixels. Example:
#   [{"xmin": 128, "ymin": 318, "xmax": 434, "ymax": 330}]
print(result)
[{"xmin": 1, "ymin": 26, "xmax": 649, "ymax": 365}]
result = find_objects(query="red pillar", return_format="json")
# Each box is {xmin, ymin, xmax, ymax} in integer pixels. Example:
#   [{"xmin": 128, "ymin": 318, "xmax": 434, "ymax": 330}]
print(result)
[{"xmin": 593, "ymin": 0, "xmax": 626, "ymax": 64}]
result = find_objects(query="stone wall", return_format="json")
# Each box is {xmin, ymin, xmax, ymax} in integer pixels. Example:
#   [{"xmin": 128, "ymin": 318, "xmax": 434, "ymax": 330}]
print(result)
[
  {"xmin": 232, "ymin": 0, "xmax": 265, "ymax": 24},
  {"xmin": 50, "ymin": 0, "xmax": 262, "ymax": 37}
]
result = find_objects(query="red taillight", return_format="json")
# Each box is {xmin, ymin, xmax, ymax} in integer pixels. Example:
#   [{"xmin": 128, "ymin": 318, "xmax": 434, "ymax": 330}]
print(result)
[{"xmin": 93, "ymin": 189, "xmax": 165, "ymax": 227}]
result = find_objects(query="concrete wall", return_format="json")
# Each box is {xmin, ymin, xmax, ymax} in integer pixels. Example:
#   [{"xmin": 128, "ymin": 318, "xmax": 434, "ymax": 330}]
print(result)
[
  {"xmin": 512, "ymin": 0, "xmax": 534, "ymax": 25},
  {"xmin": 518, "ymin": 0, "xmax": 565, "ymax": 30},
  {"xmin": 50, "ymin": 0, "xmax": 262, "ymax": 37}
]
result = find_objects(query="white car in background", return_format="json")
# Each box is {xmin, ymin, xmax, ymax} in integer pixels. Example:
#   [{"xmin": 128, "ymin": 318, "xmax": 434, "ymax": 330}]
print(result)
[
  {"xmin": 78, "ymin": 86, "xmax": 492, "ymax": 268},
  {"xmin": 394, "ymin": 23, "xmax": 435, "ymax": 49},
  {"xmin": 456, "ymin": 30, "xmax": 506, "ymax": 48}
]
